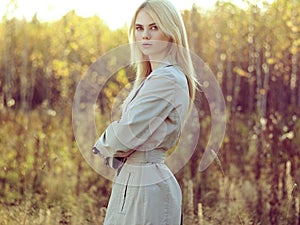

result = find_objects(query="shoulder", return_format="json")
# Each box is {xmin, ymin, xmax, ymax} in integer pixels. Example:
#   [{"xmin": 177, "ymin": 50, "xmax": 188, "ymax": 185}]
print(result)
[{"xmin": 147, "ymin": 65, "xmax": 187, "ymax": 87}]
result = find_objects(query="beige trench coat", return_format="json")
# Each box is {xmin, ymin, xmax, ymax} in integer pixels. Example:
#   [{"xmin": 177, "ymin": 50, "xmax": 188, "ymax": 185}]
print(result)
[{"xmin": 94, "ymin": 62, "xmax": 190, "ymax": 225}]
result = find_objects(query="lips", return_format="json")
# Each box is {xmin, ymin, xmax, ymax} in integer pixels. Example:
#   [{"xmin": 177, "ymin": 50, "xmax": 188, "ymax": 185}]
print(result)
[{"xmin": 142, "ymin": 43, "xmax": 152, "ymax": 47}]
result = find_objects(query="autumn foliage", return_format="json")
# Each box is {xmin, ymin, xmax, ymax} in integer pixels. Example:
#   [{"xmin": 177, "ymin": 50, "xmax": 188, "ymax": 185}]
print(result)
[{"xmin": 0, "ymin": 0, "xmax": 300, "ymax": 224}]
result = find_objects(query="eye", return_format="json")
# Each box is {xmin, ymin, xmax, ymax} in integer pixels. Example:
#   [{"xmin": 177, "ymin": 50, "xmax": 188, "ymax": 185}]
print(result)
[
  {"xmin": 136, "ymin": 26, "xmax": 143, "ymax": 31},
  {"xmin": 150, "ymin": 25, "xmax": 158, "ymax": 30}
]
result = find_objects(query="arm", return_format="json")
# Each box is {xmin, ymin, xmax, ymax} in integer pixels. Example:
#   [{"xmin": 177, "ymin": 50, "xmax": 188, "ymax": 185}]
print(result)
[{"xmin": 93, "ymin": 73, "xmax": 177, "ymax": 157}]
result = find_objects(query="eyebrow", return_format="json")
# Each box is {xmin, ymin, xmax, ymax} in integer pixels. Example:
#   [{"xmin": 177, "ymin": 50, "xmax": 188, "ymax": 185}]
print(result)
[{"xmin": 135, "ymin": 23, "xmax": 157, "ymax": 27}]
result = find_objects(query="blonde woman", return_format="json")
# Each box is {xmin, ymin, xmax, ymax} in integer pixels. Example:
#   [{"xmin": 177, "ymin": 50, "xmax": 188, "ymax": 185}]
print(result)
[{"xmin": 93, "ymin": 0, "xmax": 198, "ymax": 224}]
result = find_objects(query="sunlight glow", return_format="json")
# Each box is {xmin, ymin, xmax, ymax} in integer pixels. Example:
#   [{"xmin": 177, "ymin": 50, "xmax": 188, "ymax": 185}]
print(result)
[{"xmin": 0, "ymin": 0, "xmax": 274, "ymax": 29}]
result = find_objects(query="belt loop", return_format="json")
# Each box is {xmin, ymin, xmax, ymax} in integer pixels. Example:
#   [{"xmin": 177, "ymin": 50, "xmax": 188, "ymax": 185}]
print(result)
[{"xmin": 145, "ymin": 148, "xmax": 149, "ymax": 162}]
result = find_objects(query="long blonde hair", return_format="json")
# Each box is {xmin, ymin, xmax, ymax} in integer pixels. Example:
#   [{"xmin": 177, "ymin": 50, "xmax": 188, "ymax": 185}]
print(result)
[{"xmin": 128, "ymin": 0, "xmax": 198, "ymax": 104}]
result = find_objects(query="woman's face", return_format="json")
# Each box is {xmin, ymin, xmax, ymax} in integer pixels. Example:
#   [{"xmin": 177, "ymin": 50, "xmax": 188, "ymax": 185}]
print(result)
[{"xmin": 135, "ymin": 9, "xmax": 170, "ymax": 61}]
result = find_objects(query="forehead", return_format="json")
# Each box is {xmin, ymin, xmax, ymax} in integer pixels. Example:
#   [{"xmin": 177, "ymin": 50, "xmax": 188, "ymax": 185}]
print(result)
[{"xmin": 135, "ymin": 10, "xmax": 155, "ymax": 25}]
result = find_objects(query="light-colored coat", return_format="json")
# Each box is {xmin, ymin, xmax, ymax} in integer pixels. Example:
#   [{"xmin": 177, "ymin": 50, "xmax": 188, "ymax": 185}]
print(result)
[{"xmin": 94, "ymin": 62, "xmax": 189, "ymax": 225}]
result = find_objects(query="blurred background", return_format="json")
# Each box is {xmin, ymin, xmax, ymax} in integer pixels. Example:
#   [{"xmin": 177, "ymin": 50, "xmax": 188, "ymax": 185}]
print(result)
[{"xmin": 0, "ymin": 0, "xmax": 299, "ymax": 224}]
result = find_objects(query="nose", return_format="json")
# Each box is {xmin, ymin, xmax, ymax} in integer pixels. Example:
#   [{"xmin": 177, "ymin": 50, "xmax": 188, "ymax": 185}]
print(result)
[{"xmin": 142, "ymin": 29, "xmax": 150, "ymax": 40}]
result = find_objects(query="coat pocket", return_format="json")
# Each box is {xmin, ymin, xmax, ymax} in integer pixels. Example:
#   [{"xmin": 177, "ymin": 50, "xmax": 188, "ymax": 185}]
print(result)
[{"xmin": 119, "ymin": 172, "xmax": 132, "ymax": 214}]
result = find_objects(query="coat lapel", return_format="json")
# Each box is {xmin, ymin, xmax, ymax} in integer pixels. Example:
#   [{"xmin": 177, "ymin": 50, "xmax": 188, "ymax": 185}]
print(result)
[
  {"xmin": 123, "ymin": 79, "xmax": 146, "ymax": 112},
  {"xmin": 122, "ymin": 62, "xmax": 174, "ymax": 112}
]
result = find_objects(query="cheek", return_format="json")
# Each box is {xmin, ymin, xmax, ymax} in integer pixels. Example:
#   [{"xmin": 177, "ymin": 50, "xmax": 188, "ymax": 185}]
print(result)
[
  {"xmin": 162, "ymin": 33, "xmax": 171, "ymax": 42},
  {"xmin": 135, "ymin": 31, "xmax": 142, "ymax": 41},
  {"xmin": 155, "ymin": 32, "xmax": 170, "ymax": 42}
]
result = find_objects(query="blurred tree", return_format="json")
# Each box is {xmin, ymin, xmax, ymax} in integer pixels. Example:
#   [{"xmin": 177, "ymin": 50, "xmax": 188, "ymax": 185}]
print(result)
[{"xmin": 0, "ymin": 1, "xmax": 299, "ymax": 224}]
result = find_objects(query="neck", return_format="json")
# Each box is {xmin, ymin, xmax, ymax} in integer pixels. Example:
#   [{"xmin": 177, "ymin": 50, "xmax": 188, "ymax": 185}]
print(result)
[
  {"xmin": 150, "ymin": 61, "xmax": 160, "ymax": 71},
  {"xmin": 149, "ymin": 55, "xmax": 169, "ymax": 71}
]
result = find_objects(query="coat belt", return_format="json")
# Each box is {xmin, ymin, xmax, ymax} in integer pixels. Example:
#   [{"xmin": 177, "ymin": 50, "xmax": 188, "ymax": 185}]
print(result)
[{"xmin": 126, "ymin": 149, "xmax": 165, "ymax": 164}]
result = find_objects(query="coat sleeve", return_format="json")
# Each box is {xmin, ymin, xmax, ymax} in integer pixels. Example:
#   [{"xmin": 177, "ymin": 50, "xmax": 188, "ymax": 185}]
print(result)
[{"xmin": 93, "ymin": 73, "xmax": 177, "ymax": 157}]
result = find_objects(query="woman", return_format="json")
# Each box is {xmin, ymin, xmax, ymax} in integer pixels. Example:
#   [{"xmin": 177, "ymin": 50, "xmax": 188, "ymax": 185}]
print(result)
[{"xmin": 93, "ymin": 0, "xmax": 198, "ymax": 224}]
